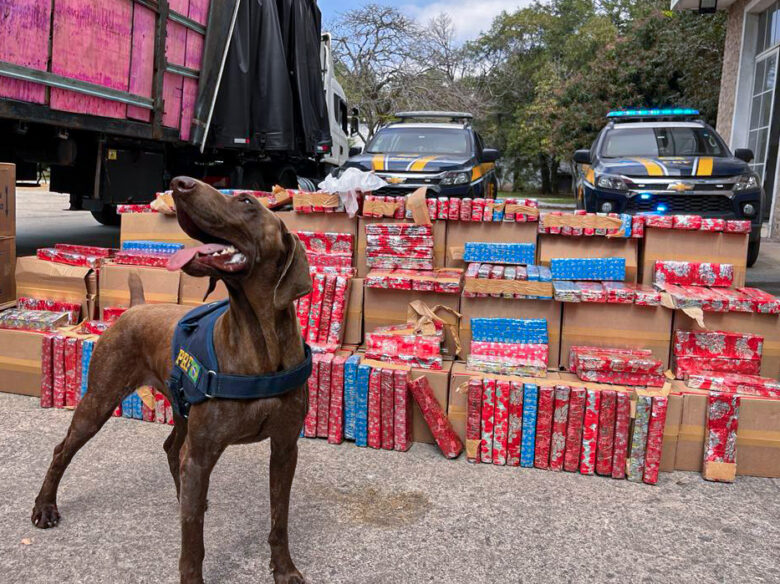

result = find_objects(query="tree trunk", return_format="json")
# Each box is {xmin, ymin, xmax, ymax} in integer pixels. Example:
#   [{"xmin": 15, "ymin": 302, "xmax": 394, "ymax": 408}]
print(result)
[
  {"xmin": 550, "ymin": 159, "xmax": 560, "ymax": 195},
  {"xmin": 539, "ymin": 154, "xmax": 551, "ymax": 194}
]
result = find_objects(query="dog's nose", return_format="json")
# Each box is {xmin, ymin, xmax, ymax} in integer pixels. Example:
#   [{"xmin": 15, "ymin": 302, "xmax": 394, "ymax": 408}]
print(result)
[{"xmin": 171, "ymin": 176, "xmax": 197, "ymax": 194}]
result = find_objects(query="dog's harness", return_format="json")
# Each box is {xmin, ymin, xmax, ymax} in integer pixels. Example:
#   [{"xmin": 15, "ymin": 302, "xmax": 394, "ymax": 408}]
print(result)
[{"xmin": 166, "ymin": 300, "xmax": 312, "ymax": 419}]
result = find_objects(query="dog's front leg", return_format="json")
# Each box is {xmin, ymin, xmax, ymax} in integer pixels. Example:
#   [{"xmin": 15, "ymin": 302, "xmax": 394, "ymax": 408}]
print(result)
[
  {"xmin": 178, "ymin": 436, "xmax": 223, "ymax": 584},
  {"xmin": 268, "ymin": 437, "xmax": 305, "ymax": 584}
]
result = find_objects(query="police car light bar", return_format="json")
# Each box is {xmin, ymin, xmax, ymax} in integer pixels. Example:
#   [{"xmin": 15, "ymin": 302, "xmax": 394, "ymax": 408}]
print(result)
[{"xmin": 607, "ymin": 108, "xmax": 700, "ymax": 118}]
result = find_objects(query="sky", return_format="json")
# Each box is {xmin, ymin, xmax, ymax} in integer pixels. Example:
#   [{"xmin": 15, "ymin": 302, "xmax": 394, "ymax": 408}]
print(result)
[{"xmin": 318, "ymin": 0, "xmax": 532, "ymax": 43}]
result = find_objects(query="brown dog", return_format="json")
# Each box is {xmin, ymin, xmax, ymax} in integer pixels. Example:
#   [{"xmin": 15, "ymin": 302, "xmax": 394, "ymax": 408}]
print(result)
[{"xmin": 31, "ymin": 177, "xmax": 313, "ymax": 584}]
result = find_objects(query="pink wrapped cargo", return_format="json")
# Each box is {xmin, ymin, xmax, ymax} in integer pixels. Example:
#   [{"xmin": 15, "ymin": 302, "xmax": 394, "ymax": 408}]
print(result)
[{"xmin": 0, "ymin": 0, "xmax": 336, "ymax": 218}]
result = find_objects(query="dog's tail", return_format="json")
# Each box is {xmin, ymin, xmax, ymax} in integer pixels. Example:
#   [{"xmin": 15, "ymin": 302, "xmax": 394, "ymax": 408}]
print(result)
[{"xmin": 128, "ymin": 272, "xmax": 146, "ymax": 307}]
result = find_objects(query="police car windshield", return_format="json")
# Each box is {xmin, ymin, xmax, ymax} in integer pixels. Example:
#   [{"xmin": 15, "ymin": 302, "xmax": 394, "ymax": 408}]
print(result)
[
  {"xmin": 601, "ymin": 127, "xmax": 726, "ymax": 158},
  {"xmin": 366, "ymin": 127, "xmax": 470, "ymax": 155}
]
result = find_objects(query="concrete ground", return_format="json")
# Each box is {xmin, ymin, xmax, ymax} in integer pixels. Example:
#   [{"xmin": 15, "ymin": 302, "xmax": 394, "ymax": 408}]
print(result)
[{"xmin": 1, "ymin": 393, "xmax": 780, "ymax": 584}]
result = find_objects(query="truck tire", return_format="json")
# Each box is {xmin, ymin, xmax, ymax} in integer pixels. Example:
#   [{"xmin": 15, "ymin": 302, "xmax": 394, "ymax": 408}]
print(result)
[
  {"xmin": 91, "ymin": 205, "xmax": 120, "ymax": 226},
  {"xmin": 747, "ymin": 239, "xmax": 761, "ymax": 268},
  {"xmin": 297, "ymin": 177, "xmax": 317, "ymax": 192}
]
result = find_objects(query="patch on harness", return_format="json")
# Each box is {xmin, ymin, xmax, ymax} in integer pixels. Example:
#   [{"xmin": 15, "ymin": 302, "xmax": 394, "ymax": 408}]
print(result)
[{"xmin": 175, "ymin": 348, "xmax": 203, "ymax": 385}]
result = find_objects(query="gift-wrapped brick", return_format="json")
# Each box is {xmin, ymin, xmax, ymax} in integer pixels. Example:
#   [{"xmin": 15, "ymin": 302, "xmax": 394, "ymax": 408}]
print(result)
[
  {"xmin": 355, "ymin": 364, "xmax": 371, "ymax": 447},
  {"xmin": 725, "ymin": 219, "xmax": 751, "ymax": 233},
  {"xmin": 703, "ymin": 391, "xmax": 740, "ymax": 483},
  {"xmin": 142, "ymin": 397, "xmax": 156, "ymax": 422},
  {"xmin": 673, "ymin": 330, "xmax": 763, "ymax": 361},
  {"xmin": 534, "ymin": 386, "xmax": 555, "ymax": 469},
  {"xmin": 645, "ymin": 214, "xmax": 674, "ymax": 229},
  {"xmin": 343, "ymin": 355, "xmax": 361, "ymax": 440},
  {"xmin": 326, "ymin": 277, "xmax": 350, "ymax": 346},
  {"xmin": 492, "ymin": 380, "xmax": 511, "ymax": 465},
  {"xmin": 393, "ymin": 370, "xmax": 412, "ymax": 452},
  {"xmin": 316, "ymin": 277, "xmax": 337, "ymax": 343},
  {"xmin": 466, "ymin": 378, "xmax": 483, "ymax": 462},
  {"xmin": 577, "ymin": 282, "xmax": 606, "ymax": 303},
  {"xmin": 520, "ymin": 384, "xmax": 538, "ymax": 467},
  {"xmin": 563, "ymin": 387, "xmax": 586, "ymax": 472},
  {"xmin": 506, "ymin": 382, "xmax": 524, "ymax": 466},
  {"xmin": 328, "ymin": 356, "xmax": 347, "ymax": 445},
  {"xmin": 63, "ymin": 337, "xmax": 78, "ymax": 408},
  {"xmin": 711, "ymin": 288, "xmax": 755, "ymax": 313},
  {"xmin": 627, "ymin": 394, "xmax": 653, "ymax": 482},
  {"xmin": 549, "ymin": 386, "xmax": 571, "ymax": 471},
  {"xmin": 380, "ymin": 369, "xmax": 395, "ymax": 450},
  {"xmin": 408, "ymin": 376, "xmax": 464, "ymax": 459},
  {"xmin": 654, "ymin": 260, "xmax": 734, "ymax": 288},
  {"xmin": 296, "ymin": 231, "xmax": 354, "ymax": 254},
  {"xmin": 686, "ymin": 373, "xmax": 780, "ymax": 397},
  {"xmin": 303, "ymin": 355, "xmax": 321, "ymax": 438},
  {"xmin": 74, "ymin": 340, "xmax": 83, "ymax": 407},
  {"xmin": 643, "ymin": 395, "xmax": 668, "ymax": 485},
  {"xmin": 604, "ymin": 282, "xmax": 635, "ymax": 304},
  {"xmin": 699, "ymin": 218, "xmax": 726, "ymax": 232},
  {"xmin": 631, "ymin": 215, "xmax": 645, "ymax": 238},
  {"xmin": 738, "ymin": 287, "xmax": 780, "ymax": 314},
  {"xmin": 296, "ymin": 293, "xmax": 311, "ymax": 338},
  {"xmin": 480, "ymin": 378, "xmax": 496, "ymax": 464},
  {"xmin": 579, "ymin": 389, "xmax": 601, "ymax": 475},
  {"xmin": 675, "ymin": 356, "xmax": 761, "ymax": 378},
  {"xmin": 595, "ymin": 390, "xmax": 617, "ymax": 476},
  {"xmin": 40, "ymin": 334, "xmax": 55, "ymax": 408},
  {"xmin": 316, "ymin": 354, "xmax": 334, "ymax": 438},
  {"xmin": 367, "ymin": 368, "xmax": 383, "ymax": 449},
  {"xmin": 575, "ymin": 369, "xmax": 665, "ymax": 387},
  {"xmin": 611, "ymin": 392, "xmax": 631, "ymax": 479},
  {"xmin": 672, "ymin": 215, "xmax": 703, "ymax": 230},
  {"xmin": 306, "ymin": 273, "xmax": 326, "ymax": 344}
]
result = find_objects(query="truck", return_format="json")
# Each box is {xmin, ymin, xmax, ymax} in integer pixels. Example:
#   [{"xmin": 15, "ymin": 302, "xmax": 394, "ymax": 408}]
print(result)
[{"xmin": 0, "ymin": 0, "xmax": 351, "ymax": 224}]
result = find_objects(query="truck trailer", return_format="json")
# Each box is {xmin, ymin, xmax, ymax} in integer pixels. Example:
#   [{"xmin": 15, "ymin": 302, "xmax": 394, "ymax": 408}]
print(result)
[{"xmin": 0, "ymin": 0, "xmax": 350, "ymax": 224}]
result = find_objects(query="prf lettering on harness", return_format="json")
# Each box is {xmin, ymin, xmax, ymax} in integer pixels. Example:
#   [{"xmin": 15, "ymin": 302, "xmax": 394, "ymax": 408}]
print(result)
[{"xmin": 175, "ymin": 349, "xmax": 201, "ymax": 385}]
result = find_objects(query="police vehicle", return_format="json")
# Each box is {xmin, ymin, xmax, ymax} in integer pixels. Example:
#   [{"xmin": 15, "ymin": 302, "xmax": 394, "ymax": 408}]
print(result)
[
  {"xmin": 573, "ymin": 108, "xmax": 763, "ymax": 265},
  {"xmin": 339, "ymin": 112, "xmax": 500, "ymax": 198}
]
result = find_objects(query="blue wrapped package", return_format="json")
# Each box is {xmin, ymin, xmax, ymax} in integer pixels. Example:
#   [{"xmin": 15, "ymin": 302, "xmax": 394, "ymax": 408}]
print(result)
[
  {"xmin": 132, "ymin": 393, "xmax": 143, "ymax": 420},
  {"xmin": 80, "ymin": 340, "xmax": 94, "ymax": 398},
  {"xmin": 343, "ymin": 354, "xmax": 361, "ymax": 440},
  {"xmin": 121, "ymin": 240, "xmax": 185, "ymax": 254},
  {"xmin": 549, "ymin": 257, "xmax": 625, "ymax": 281},
  {"xmin": 471, "ymin": 318, "xmax": 548, "ymax": 344},
  {"xmin": 122, "ymin": 394, "xmax": 134, "ymax": 418},
  {"xmin": 354, "ymin": 364, "xmax": 372, "ymax": 447},
  {"xmin": 520, "ymin": 384, "xmax": 538, "ymax": 467},
  {"xmin": 463, "ymin": 242, "xmax": 536, "ymax": 265}
]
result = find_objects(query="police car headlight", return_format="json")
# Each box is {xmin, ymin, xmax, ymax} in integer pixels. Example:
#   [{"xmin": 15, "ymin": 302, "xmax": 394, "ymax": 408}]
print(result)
[
  {"xmin": 441, "ymin": 171, "xmax": 471, "ymax": 186},
  {"xmin": 596, "ymin": 174, "xmax": 628, "ymax": 191},
  {"xmin": 734, "ymin": 173, "xmax": 760, "ymax": 192}
]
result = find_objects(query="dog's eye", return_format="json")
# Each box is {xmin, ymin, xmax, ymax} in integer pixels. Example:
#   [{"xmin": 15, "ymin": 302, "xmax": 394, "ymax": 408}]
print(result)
[{"xmin": 240, "ymin": 197, "xmax": 253, "ymax": 205}]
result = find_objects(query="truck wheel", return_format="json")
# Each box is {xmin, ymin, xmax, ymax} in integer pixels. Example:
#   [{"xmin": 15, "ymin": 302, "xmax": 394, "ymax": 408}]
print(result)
[
  {"xmin": 297, "ymin": 177, "xmax": 317, "ymax": 192},
  {"xmin": 747, "ymin": 239, "xmax": 761, "ymax": 267},
  {"xmin": 91, "ymin": 205, "xmax": 120, "ymax": 226}
]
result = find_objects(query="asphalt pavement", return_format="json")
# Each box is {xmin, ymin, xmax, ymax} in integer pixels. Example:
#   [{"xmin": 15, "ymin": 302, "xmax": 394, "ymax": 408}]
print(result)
[{"xmin": 2, "ymin": 393, "xmax": 780, "ymax": 584}]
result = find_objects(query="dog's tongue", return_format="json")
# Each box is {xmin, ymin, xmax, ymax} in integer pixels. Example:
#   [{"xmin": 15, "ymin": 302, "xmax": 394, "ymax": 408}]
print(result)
[{"xmin": 167, "ymin": 243, "xmax": 228, "ymax": 271}]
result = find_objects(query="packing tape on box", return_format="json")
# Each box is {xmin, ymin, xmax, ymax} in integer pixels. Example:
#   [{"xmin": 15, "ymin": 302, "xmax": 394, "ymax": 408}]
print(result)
[
  {"xmin": 293, "ymin": 192, "xmax": 340, "ymax": 210},
  {"xmin": 505, "ymin": 203, "xmax": 540, "ymax": 217},
  {"xmin": 135, "ymin": 385, "xmax": 157, "ymax": 410},
  {"xmin": 463, "ymin": 278, "xmax": 553, "ymax": 297},
  {"xmin": 0, "ymin": 355, "xmax": 41, "ymax": 373},
  {"xmin": 100, "ymin": 290, "xmax": 177, "ymax": 304},
  {"xmin": 563, "ymin": 326, "xmax": 671, "ymax": 342},
  {"xmin": 363, "ymin": 199, "xmax": 400, "ymax": 217},
  {"xmin": 407, "ymin": 187, "xmax": 431, "ymax": 225},
  {"xmin": 360, "ymin": 357, "xmax": 412, "ymax": 372},
  {"xmin": 679, "ymin": 424, "xmax": 780, "ymax": 447}
]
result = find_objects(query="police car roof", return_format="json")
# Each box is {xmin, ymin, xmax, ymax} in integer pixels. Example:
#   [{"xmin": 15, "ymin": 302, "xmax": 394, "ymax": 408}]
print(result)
[
  {"xmin": 382, "ymin": 122, "xmax": 470, "ymax": 130},
  {"xmin": 607, "ymin": 121, "xmax": 707, "ymax": 129}
]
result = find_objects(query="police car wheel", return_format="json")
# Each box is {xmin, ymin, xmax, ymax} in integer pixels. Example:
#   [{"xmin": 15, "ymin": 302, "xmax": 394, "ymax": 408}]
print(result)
[{"xmin": 747, "ymin": 239, "xmax": 761, "ymax": 268}]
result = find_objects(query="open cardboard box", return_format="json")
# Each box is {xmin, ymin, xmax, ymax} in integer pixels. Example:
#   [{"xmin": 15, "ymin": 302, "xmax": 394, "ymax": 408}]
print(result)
[
  {"xmin": 16, "ymin": 256, "xmax": 97, "ymax": 320},
  {"xmin": 120, "ymin": 212, "xmax": 199, "ymax": 247},
  {"xmin": 357, "ymin": 216, "xmax": 446, "ymax": 277},
  {"xmin": 458, "ymin": 296, "xmax": 562, "ymax": 368},
  {"xmin": 99, "ymin": 263, "xmax": 180, "ymax": 317},
  {"xmin": 640, "ymin": 228, "xmax": 748, "ymax": 286},
  {"xmin": 539, "ymin": 235, "xmax": 639, "ymax": 283},
  {"xmin": 0, "ymin": 236, "xmax": 15, "ymax": 304},
  {"xmin": 275, "ymin": 210, "xmax": 358, "ymax": 243},
  {"xmin": 445, "ymin": 221, "xmax": 537, "ymax": 269}
]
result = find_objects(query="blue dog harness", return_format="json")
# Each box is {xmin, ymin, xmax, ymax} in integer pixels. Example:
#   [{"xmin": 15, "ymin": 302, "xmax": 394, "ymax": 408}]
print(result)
[{"xmin": 166, "ymin": 300, "xmax": 312, "ymax": 419}]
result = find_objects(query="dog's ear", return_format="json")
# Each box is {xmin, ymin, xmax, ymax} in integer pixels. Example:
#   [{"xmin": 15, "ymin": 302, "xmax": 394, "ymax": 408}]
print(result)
[{"xmin": 273, "ymin": 229, "xmax": 312, "ymax": 310}]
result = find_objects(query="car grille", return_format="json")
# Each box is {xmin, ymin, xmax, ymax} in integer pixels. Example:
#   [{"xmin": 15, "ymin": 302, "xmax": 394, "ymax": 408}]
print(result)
[
  {"xmin": 626, "ymin": 195, "xmax": 734, "ymax": 215},
  {"xmin": 374, "ymin": 186, "xmax": 417, "ymax": 197}
]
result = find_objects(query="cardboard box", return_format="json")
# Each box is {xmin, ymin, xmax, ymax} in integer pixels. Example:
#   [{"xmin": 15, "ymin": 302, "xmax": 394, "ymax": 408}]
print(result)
[
  {"xmin": 675, "ymin": 390, "xmax": 780, "ymax": 478},
  {"xmin": 363, "ymin": 287, "xmax": 461, "ymax": 357},
  {"xmin": 0, "ymin": 328, "xmax": 44, "ymax": 396},
  {"xmin": 673, "ymin": 310, "xmax": 780, "ymax": 378},
  {"xmin": 409, "ymin": 361, "xmax": 452, "ymax": 444},
  {"xmin": 0, "ymin": 163, "xmax": 15, "ymax": 237},
  {"xmin": 15, "ymin": 256, "xmax": 97, "ymax": 320},
  {"xmin": 560, "ymin": 303, "xmax": 673, "ymax": 369},
  {"xmin": 275, "ymin": 210, "xmax": 358, "ymax": 242},
  {"xmin": 539, "ymin": 235, "xmax": 639, "ymax": 282},
  {"xmin": 357, "ymin": 217, "xmax": 446, "ymax": 277},
  {"xmin": 641, "ymin": 228, "xmax": 748, "ymax": 287},
  {"xmin": 445, "ymin": 221, "xmax": 538, "ymax": 269},
  {"xmin": 343, "ymin": 278, "xmax": 363, "ymax": 346},
  {"xmin": 120, "ymin": 212, "xmax": 199, "ymax": 246},
  {"xmin": 0, "ymin": 236, "xmax": 15, "ymax": 304},
  {"xmin": 458, "ymin": 296, "xmax": 562, "ymax": 368},
  {"xmin": 99, "ymin": 263, "xmax": 180, "ymax": 317},
  {"xmin": 179, "ymin": 273, "xmax": 229, "ymax": 307}
]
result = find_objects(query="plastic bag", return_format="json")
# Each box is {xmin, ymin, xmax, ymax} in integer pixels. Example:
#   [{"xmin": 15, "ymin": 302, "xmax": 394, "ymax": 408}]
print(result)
[{"xmin": 318, "ymin": 168, "xmax": 388, "ymax": 217}]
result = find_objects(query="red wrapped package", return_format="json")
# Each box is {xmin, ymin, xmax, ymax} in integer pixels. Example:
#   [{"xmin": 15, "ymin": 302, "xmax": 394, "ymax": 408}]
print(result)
[
  {"xmin": 604, "ymin": 282, "xmax": 635, "ymax": 304},
  {"xmin": 644, "ymin": 215, "xmax": 674, "ymax": 229},
  {"xmin": 576, "ymin": 370, "xmax": 665, "ymax": 387},
  {"xmin": 534, "ymin": 386, "xmax": 555, "ymax": 469},
  {"xmin": 316, "ymin": 276, "xmax": 337, "ymax": 343},
  {"xmin": 595, "ymin": 390, "xmax": 616, "ymax": 476},
  {"xmin": 700, "ymin": 218, "xmax": 726, "ymax": 232},
  {"xmin": 393, "ymin": 370, "xmax": 413, "ymax": 452},
  {"xmin": 711, "ymin": 288, "xmax": 756, "ymax": 313},
  {"xmin": 627, "ymin": 394, "xmax": 652, "ymax": 482},
  {"xmin": 114, "ymin": 250, "xmax": 171, "ymax": 268},
  {"xmin": 675, "ymin": 356, "xmax": 761, "ymax": 378},
  {"xmin": 40, "ymin": 334, "xmax": 55, "ymax": 408},
  {"xmin": 482, "ymin": 199, "xmax": 493, "ymax": 222},
  {"xmin": 611, "ymin": 391, "xmax": 631, "ymax": 479},
  {"xmin": 117, "ymin": 203, "xmax": 154, "ymax": 213},
  {"xmin": 643, "ymin": 395, "xmax": 668, "ymax": 485},
  {"xmin": 316, "ymin": 354, "xmax": 333, "ymax": 438},
  {"xmin": 437, "ymin": 197, "xmax": 449, "ymax": 220},
  {"xmin": 303, "ymin": 355, "xmax": 320, "ymax": 437},
  {"xmin": 725, "ymin": 220, "xmax": 751, "ymax": 233},
  {"xmin": 631, "ymin": 215, "xmax": 645, "ymax": 238},
  {"xmin": 326, "ymin": 276, "xmax": 350, "ymax": 347},
  {"xmin": 380, "ymin": 369, "xmax": 395, "ymax": 450},
  {"xmin": 630, "ymin": 283, "xmax": 663, "ymax": 306},
  {"xmin": 480, "ymin": 378, "xmax": 496, "ymax": 463},
  {"xmin": 563, "ymin": 387, "xmax": 586, "ymax": 472},
  {"xmin": 686, "ymin": 373, "xmax": 780, "ymax": 398},
  {"xmin": 460, "ymin": 198, "xmax": 472, "ymax": 222},
  {"xmin": 654, "ymin": 260, "xmax": 734, "ymax": 287},
  {"xmin": 102, "ymin": 306, "xmax": 127, "ymax": 324},
  {"xmin": 738, "ymin": 287, "xmax": 780, "ymax": 314},
  {"xmin": 142, "ymin": 397, "xmax": 155, "ymax": 422},
  {"xmin": 63, "ymin": 337, "xmax": 78, "ymax": 408},
  {"xmin": 367, "ymin": 368, "xmax": 382, "ymax": 449},
  {"xmin": 703, "ymin": 391, "xmax": 740, "ymax": 483},
  {"xmin": 466, "ymin": 378, "xmax": 484, "ymax": 463},
  {"xmin": 296, "ymin": 292, "xmax": 311, "ymax": 338},
  {"xmin": 579, "ymin": 389, "xmax": 601, "ymax": 475},
  {"xmin": 471, "ymin": 198, "xmax": 485, "ymax": 221},
  {"xmin": 672, "ymin": 215, "xmax": 703, "ymax": 230},
  {"xmin": 506, "ymin": 381, "xmax": 524, "ymax": 467},
  {"xmin": 492, "ymin": 380, "xmax": 511, "ymax": 465},
  {"xmin": 306, "ymin": 273, "xmax": 326, "ymax": 344},
  {"xmin": 52, "ymin": 335, "xmax": 66, "ymax": 408},
  {"xmin": 673, "ymin": 330, "xmax": 763, "ymax": 361},
  {"xmin": 426, "ymin": 198, "xmax": 437, "ymax": 220},
  {"xmin": 296, "ymin": 231, "xmax": 354, "ymax": 254},
  {"xmin": 408, "ymin": 376, "xmax": 464, "ymax": 459},
  {"xmin": 448, "ymin": 197, "xmax": 461, "ymax": 221},
  {"xmin": 577, "ymin": 282, "xmax": 606, "ymax": 303},
  {"xmin": 549, "ymin": 386, "xmax": 570, "ymax": 471}
]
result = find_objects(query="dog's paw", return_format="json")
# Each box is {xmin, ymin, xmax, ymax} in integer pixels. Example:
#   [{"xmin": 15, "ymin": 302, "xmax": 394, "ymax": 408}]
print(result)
[
  {"xmin": 31, "ymin": 502, "xmax": 60, "ymax": 529},
  {"xmin": 273, "ymin": 571, "xmax": 306, "ymax": 584}
]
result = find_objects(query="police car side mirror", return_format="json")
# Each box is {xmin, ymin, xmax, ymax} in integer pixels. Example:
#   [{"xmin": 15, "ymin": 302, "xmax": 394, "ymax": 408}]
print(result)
[
  {"xmin": 482, "ymin": 148, "xmax": 500, "ymax": 163},
  {"xmin": 573, "ymin": 149, "xmax": 591, "ymax": 165},
  {"xmin": 735, "ymin": 148, "xmax": 754, "ymax": 163}
]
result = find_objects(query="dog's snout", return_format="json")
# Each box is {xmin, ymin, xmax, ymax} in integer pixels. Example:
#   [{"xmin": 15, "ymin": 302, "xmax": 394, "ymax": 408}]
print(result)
[{"xmin": 171, "ymin": 176, "xmax": 197, "ymax": 194}]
